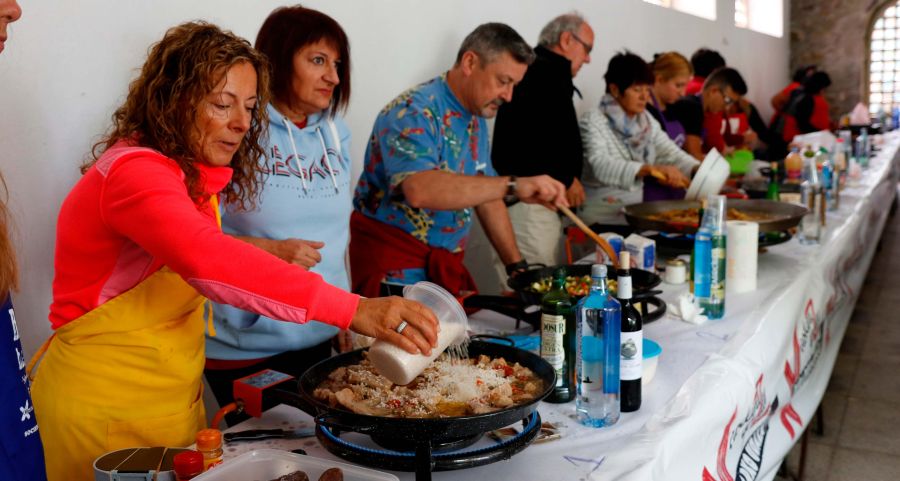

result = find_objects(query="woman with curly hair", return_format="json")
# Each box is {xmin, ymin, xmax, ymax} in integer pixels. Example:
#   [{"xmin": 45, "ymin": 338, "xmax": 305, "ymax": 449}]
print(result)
[{"xmin": 29, "ymin": 22, "xmax": 436, "ymax": 481}]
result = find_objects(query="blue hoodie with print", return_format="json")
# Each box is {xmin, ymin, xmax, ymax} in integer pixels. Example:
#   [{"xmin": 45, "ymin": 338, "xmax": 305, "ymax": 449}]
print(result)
[{"xmin": 206, "ymin": 103, "xmax": 352, "ymax": 360}]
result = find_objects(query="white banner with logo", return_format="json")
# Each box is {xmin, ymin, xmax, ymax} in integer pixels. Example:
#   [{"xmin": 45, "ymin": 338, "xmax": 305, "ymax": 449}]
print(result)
[{"xmin": 586, "ymin": 135, "xmax": 899, "ymax": 481}]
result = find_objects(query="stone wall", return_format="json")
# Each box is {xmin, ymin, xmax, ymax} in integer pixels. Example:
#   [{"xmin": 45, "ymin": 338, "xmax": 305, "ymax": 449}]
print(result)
[{"xmin": 791, "ymin": 0, "xmax": 895, "ymax": 120}]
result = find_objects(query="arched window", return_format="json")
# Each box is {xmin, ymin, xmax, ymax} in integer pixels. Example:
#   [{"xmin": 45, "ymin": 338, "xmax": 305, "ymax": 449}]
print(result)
[{"xmin": 869, "ymin": 2, "xmax": 900, "ymax": 114}]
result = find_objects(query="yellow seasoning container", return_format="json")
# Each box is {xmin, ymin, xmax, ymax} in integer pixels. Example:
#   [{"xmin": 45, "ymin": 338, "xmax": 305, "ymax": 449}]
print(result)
[{"xmin": 195, "ymin": 428, "xmax": 224, "ymax": 471}]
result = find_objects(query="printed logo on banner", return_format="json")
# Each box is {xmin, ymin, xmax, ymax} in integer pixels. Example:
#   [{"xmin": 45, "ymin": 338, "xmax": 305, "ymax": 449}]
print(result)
[
  {"xmin": 784, "ymin": 300, "xmax": 824, "ymax": 394},
  {"xmin": 702, "ymin": 375, "xmax": 780, "ymax": 481},
  {"xmin": 777, "ymin": 299, "xmax": 822, "ymax": 439}
]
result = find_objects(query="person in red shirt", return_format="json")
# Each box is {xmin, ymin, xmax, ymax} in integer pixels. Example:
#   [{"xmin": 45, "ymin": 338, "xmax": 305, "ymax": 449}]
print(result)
[
  {"xmin": 771, "ymin": 64, "xmax": 817, "ymax": 116},
  {"xmin": 29, "ymin": 22, "xmax": 437, "ymax": 481},
  {"xmin": 667, "ymin": 68, "xmax": 744, "ymax": 160},
  {"xmin": 684, "ymin": 48, "xmax": 725, "ymax": 96},
  {"xmin": 771, "ymin": 71, "xmax": 832, "ymax": 145}
]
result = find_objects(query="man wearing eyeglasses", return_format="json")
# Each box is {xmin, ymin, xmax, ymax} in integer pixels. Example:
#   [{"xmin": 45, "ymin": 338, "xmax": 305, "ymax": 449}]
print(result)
[
  {"xmin": 482, "ymin": 13, "xmax": 594, "ymax": 280},
  {"xmin": 667, "ymin": 67, "xmax": 746, "ymax": 160}
]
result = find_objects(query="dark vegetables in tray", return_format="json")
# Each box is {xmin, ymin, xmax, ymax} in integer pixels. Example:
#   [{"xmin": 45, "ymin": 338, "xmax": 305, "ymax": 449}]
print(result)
[{"xmin": 269, "ymin": 467, "xmax": 342, "ymax": 481}]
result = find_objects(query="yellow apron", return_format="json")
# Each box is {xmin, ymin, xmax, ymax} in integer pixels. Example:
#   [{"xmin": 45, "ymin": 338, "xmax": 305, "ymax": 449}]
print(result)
[{"xmin": 29, "ymin": 198, "xmax": 221, "ymax": 481}]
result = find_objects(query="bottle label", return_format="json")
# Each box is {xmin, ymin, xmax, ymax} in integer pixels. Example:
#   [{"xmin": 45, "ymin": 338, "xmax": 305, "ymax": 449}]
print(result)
[
  {"xmin": 620, "ymin": 330, "xmax": 642, "ymax": 381},
  {"xmin": 693, "ymin": 234, "xmax": 712, "ymax": 298},
  {"xmin": 710, "ymin": 239, "xmax": 726, "ymax": 303},
  {"xmin": 580, "ymin": 308, "xmax": 600, "ymax": 391},
  {"xmin": 618, "ymin": 276, "xmax": 632, "ymax": 300},
  {"xmin": 541, "ymin": 313, "xmax": 566, "ymax": 386}
]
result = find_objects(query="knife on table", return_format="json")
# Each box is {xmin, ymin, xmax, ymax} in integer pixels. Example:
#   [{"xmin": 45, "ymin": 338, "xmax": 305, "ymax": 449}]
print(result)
[{"xmin": 224, "ymin": 427, "xmax": 316, "ymax": 443}]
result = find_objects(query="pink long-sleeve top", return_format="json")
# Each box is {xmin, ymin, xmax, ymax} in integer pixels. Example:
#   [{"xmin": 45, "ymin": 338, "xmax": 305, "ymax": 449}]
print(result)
[{"xmin": 49, "ymin": 142, "xmax": 359, "ymax": 330}]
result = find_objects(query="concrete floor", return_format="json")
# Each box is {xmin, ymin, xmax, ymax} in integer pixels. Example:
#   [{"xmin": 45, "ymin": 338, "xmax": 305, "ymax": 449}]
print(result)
[{"xmin": 777, "ymin": 204, "xmax": 900, "ymax": 481}]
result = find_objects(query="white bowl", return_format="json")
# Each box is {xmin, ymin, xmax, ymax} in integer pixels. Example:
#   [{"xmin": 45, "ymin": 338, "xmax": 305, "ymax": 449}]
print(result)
[{"xmin": 685, "ymin": 149, "xmax": 729, "ymax": 200}]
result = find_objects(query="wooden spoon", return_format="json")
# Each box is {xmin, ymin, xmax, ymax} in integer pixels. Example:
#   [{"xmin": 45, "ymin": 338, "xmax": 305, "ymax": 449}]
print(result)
[{"xmin": 558, "ymin": 205, "xmax": 619, "ymax": 265}]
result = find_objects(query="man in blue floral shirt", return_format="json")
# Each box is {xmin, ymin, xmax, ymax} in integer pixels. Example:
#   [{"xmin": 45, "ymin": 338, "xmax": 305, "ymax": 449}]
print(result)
[{"xmin": 351, "ymin": 23, "xmax": 568, "ymax": 297}]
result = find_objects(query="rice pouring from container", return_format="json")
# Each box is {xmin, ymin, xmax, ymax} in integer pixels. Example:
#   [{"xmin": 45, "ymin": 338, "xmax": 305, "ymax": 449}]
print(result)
[{"xmin": 368, "ymin": 282, "xmax": 469, "ymax": 385}]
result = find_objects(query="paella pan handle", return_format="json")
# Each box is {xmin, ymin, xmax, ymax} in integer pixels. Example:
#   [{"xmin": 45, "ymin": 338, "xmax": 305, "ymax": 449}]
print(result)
[
  {"xmin": 631, "ymin": 289, "xmax": 663, "ymax": 300},
  {"xmin": 469, "ymin": 334, "xmax": 515, "ymax": 346},
  {"xmin": 314, "ymin": 413, "xmax": 379, "ymax": 435},
  {"xmin": 268, "ymin": 383, "xmax": 320, "ymax": 417},
  {"xmin": 559, "ymin": 205, "xmax": 619, "ymax": 265}
]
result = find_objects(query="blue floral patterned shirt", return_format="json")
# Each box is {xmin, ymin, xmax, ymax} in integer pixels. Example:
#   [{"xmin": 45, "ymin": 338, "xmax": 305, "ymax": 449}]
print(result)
[{"xmin": 354, "ymin": 74, "xmax": 496, "ymax": 262}]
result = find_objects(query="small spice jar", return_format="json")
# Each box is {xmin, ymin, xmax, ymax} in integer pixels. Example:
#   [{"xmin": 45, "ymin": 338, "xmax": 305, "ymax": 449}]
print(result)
[
  {"xmin": 664, "ymin": 259, "xmax": 687, "ymax": 285},
  {"xmin": 195, "ymin": 428, "xmax": 223, "ymax": 471},
  {"xmin": 173, "ymin": 450, "xmax": 204, "ymax": 480}
]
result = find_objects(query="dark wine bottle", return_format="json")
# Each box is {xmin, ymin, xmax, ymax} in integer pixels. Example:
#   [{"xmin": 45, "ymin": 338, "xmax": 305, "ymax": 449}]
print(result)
[
  {"xmin": 540, "ymin": 268, "xmax": 576, "ymax": 403},
  {"xmin": 616, "ymin": 252, "xmax": 642, "ymax": 412}
]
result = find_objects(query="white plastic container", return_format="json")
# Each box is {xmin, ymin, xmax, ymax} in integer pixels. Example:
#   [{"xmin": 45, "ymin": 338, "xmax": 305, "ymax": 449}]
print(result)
[
  {"xmin": 193, "ymin": 449, "xmax": 398, "ymax": 481},
  {"xmin": 685, "ymin": 149, "xmax": 729, "ymax": 200},
  {"xmin": 368, "ymin": 281, "xmax": 469, "ymax": 385}
]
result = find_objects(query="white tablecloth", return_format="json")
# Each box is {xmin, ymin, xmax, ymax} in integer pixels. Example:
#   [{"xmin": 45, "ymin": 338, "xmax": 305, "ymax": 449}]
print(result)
[{"xmin": 223, "ymin": 133, "xmax": 900, "ymax": 481}]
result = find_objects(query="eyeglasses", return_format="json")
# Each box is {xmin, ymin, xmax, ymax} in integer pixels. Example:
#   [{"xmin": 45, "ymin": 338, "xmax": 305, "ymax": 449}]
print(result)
[{"xmin": 570, "ymin": 32, "xmax": 593, "ymax": 55}]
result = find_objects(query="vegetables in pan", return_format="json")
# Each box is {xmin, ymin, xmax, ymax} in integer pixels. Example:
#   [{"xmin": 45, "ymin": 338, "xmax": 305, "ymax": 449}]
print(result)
[{"xmin": 528, "ymin": 275, "xmax": 616, "ymax": 297}]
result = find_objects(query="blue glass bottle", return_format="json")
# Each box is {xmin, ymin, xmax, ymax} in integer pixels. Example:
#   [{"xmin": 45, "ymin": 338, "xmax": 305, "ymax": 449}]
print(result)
[{"xmin": 575, "ymin": 264, "xmax": 621, "ymax": 427}]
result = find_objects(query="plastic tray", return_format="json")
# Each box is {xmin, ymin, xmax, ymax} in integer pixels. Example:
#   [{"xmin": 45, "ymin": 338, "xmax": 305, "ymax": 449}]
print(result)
[{"xmin": 193, "ymin": 449, "xmax": 399, "ymax": 481}]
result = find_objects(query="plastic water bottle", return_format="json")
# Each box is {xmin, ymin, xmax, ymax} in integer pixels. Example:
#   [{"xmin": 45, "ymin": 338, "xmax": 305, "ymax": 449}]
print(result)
[
  {"xmin": 821, "ymin": 149, "xmax": 836, "ymax": 211},
  {"xmin": 699, "ymin": 195, "xmax": 726, "ymax": 320},
  {"xmin": 575, "ymin": 264, "xmax": 621, "ymax": 427},
  {"xmin": 833, "ymin": 137, "xmax": 848, "ymax": 185},
  {"xmin": 799, "ymin": 155, "xmax": 824, "ymax": 244},
  {"xmin": 784, "ymin": 147, "xmax": 803, "ymax": 183},
  {"xmin": 693, "ymin": 227, "xmax": 712, "ymax": 300},
  {"xmin": 855, "ymin": 128, "xmax": 870, "ymax": 169}
]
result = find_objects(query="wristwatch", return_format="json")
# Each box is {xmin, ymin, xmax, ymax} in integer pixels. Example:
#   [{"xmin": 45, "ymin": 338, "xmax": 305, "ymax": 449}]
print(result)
[
  {"xmin": 505, "ymin": 259, "xmax": 528, "ymax": 276},
  {"xmin": 503, "ymin": 176, "xmax": 518, "ymax": 205}
]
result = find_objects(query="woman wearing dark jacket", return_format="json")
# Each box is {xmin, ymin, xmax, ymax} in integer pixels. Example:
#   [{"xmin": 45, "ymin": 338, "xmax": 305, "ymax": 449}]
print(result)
[{"xmin": 772, "ymin": 71, "xmax": 832, "ymax": 145}]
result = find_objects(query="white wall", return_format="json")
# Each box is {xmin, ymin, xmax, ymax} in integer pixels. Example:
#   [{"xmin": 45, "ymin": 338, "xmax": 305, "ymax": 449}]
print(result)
[{"xmin": 0, "ymin": 0, "xmax": 789, "ymax": 356}]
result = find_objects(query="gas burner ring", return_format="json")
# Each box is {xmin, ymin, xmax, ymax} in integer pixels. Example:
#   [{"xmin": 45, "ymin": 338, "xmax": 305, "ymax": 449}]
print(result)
[{"xmin": 315, "ymin": 411, "xmax": 542, "ymax": 480}]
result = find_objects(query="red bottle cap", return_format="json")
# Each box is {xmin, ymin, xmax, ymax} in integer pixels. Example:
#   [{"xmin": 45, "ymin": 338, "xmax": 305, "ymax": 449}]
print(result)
[{"xmin": 173, "ymin": 450, "xmax": 204, "ymax": 478}]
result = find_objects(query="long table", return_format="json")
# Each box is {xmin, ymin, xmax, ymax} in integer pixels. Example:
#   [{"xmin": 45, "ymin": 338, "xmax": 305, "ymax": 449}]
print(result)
[{"xmin": 222, "ymin": 132, "xmax": 900, "ymax": 481}]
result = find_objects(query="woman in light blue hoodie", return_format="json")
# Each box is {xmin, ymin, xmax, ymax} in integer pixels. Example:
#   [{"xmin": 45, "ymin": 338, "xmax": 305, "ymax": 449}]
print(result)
[{"xmin": 205, "ymin": 5, "xmax": 354, "ymax": 424}]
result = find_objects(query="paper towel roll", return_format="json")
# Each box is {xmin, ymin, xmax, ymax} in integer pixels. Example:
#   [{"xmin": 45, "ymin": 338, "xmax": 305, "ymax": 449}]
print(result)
[{"xmin": 726, "ymin": 220, "xmax": 758, "ymax": 293}]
